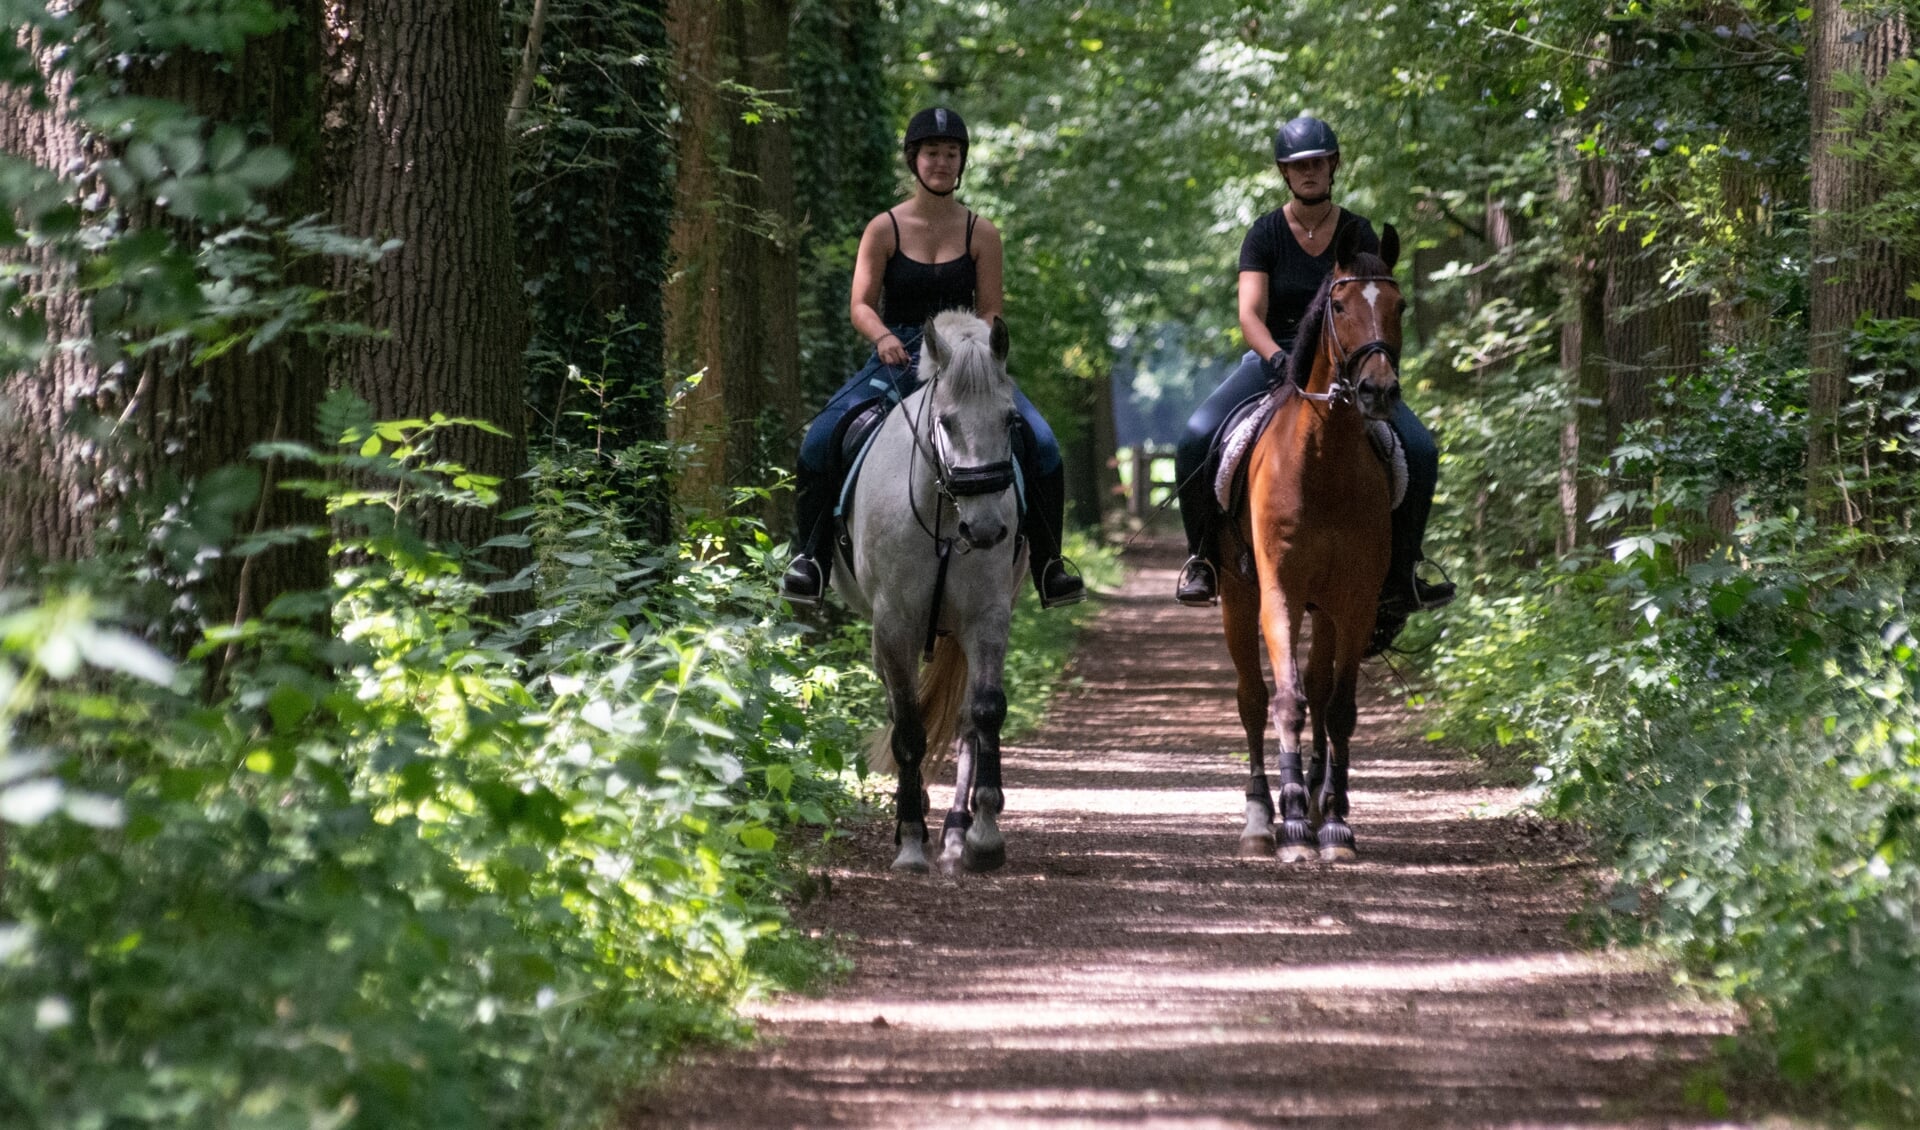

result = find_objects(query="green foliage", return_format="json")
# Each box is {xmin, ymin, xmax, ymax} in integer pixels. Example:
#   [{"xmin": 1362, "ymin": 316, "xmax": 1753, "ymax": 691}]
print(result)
[{"xmin": 0, "ymin": 409, "xmax": 868, "ymax": 1128}]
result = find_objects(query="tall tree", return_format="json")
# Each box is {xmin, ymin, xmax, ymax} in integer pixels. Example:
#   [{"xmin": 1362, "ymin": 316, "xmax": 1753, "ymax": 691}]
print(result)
[
  {"xmin": 1805, "ymin": 0, "xmax": 1920, "ymax": 530},
  {"xmin": 0, "ymin": 50, "xmax": 98, "ymax": 572},
  {"xmin": 663, "ymin": 0, "xmax": 800, "ymax": 517},
  {"xmin": 511, "ymin": 0, "xmax": 675, "ymax": 542},
  {"xmin": 323, "ymin": 0, "xmax": 533, "ymax": 569}
]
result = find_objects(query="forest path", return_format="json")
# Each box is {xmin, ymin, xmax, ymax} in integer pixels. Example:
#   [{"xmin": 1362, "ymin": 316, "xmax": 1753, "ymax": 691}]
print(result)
[{"xmin": 630, "ymin": 541, "xmax": 1748, "ymax": 1128}]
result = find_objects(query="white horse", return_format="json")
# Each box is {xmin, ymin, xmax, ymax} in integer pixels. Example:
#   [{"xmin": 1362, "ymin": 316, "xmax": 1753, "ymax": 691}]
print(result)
[{"xmin": 833, "ymin": 310, "xmax": 1027, "ymax": 873}]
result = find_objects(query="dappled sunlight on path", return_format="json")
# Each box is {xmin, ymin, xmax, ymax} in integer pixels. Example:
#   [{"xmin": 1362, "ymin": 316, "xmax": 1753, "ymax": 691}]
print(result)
[{"xmin": 630, "ymin": 542, "xmax": 1747, "ymax": 1129}]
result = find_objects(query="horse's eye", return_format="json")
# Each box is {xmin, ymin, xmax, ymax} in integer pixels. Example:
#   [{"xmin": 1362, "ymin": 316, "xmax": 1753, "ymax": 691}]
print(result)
[
  {"xmin": 1397, "ymin": 299, "xmax": 1409, "ymax": 315},
  {"xmin": 1006, "ymin": 411, "xmax": 1020, "ymax": 428},
  {"xmin": 1331, "ymin": 300, "xmax": 1345, "ymax": 314},
  {"xmin": 939, "ymin": 414, "xmax": 955, "ymax": 432}
]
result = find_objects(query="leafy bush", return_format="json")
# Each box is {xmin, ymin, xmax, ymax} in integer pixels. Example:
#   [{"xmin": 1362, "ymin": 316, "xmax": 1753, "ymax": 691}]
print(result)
[
  {"xmin": 1424, "ymin": 366, "xmax": 1920, "ymax": 1119},
  {"xmin": 0, "ymin": 418, "xmax": 865, "ymax": 1129}
]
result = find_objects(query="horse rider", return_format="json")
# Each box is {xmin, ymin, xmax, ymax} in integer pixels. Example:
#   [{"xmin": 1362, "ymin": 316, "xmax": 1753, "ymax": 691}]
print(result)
[
  {"xmin": 781, "ymin": 106, "xmax": 1085, "ymax": 610},
  {"xmin": 1172, "ymin": 114, "xmax": 1454, "ymax": 649}
]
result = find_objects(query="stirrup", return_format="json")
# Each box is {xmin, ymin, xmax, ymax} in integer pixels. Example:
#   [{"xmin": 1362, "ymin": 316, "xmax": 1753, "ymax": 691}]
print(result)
[
  {"xmin": 1175, "ymin": 556, "xmax": 1217, "ymax": 607},
  {"xmin": 780, "ymin": 555, "xmax": 824, "ymax": 606},
  {"xmin": 1038, "ymin": 557, "xmax": 1086, "ymax": 609},
  {"xmin": 1413, "ymin": 560, "xmax": 1457, "ymax": 611}
]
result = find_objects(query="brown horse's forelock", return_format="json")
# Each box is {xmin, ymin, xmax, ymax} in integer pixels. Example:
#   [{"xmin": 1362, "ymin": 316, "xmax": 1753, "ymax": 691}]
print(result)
[{"xmin": 1285, "ymin": 249, "xmax": 1391, "ymax": 389}]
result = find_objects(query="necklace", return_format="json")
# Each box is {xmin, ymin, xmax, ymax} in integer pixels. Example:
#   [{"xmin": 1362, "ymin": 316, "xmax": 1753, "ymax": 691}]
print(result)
[{"xmin": 1292, "ymin": 201, "xmax": 1334, "ymax": 240}]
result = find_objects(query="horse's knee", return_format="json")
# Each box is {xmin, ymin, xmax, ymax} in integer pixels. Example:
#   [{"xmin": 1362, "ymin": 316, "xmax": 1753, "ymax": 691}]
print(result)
[{"xmin": 970, "ymin": 686, "xmax": 1007, "ymax": 735}]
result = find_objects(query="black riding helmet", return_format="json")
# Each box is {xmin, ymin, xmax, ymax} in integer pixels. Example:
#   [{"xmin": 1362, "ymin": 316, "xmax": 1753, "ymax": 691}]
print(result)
[
  {"xmin": 903, "ymin": 106, "xmax": 969, "ymax": 196},
  {"xmin": 1273, "ymin": 115, "xmax": 1339, "ymax": 164}
]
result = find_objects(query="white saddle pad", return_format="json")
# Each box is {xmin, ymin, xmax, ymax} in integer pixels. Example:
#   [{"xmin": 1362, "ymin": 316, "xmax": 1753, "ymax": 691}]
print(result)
[{"xmin": 1213, "ymin": 391, "xmax": 1407, "ymax": 511}]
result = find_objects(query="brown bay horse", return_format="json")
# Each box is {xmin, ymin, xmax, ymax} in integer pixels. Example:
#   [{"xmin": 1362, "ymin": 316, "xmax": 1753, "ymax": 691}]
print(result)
[{"xmin": 1218, "ymin": 222, "xmax": 1404, "ymax": 863}]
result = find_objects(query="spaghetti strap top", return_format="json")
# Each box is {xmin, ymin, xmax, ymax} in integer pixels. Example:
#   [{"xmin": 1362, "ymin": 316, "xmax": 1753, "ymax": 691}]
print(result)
[{"xmin": 880, "ymin": 209, "xmax": 979, "ymax": 328}]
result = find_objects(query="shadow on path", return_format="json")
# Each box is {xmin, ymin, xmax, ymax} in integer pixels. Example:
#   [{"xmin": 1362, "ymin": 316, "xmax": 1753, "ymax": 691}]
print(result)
[{"xmin": 630, "ymin": 541, "xmax": 1749, "ymax": 1129}]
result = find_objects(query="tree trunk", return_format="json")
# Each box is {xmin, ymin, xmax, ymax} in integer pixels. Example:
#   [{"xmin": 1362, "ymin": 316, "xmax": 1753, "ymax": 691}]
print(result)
[
  {"xmin": 513, "ymin": 0, "xmax": 674, "ymax": 543},
  {"xmin": 664, "ymin": 0, "xmax": 799, "ymax": 520},
  {"xmin": 121, "ymin": 6, "xmax": 331, "ymax": 646},
  {"xmin": 1557, "ymin": 159, "xmax": 1609, "ymax": 557},
  {"xmin": 0, "ymin": 57, "xmax": 99, "ymax": 573},
  {"xmin": 323, "ymin": 0, "xmax": 532, "ymax": 585},
  {"xmin": 1806, "ymin": 0, "xmax": 1920, "ymax": 531}
]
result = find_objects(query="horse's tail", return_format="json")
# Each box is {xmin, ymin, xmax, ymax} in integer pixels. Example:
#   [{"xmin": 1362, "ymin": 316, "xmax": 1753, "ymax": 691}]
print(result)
[{"xmin": 864, "ymin": 636, "xmax": 970, "ymax": 780}]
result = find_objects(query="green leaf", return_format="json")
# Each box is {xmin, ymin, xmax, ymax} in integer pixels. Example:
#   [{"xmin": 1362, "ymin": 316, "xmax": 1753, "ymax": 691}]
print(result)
[{"xmin": 739, "ymin": 825, "xmax": 777, "ymax": 851}]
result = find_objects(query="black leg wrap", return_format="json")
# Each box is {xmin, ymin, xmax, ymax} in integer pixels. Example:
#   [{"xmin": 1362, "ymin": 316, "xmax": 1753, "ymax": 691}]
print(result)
[{"xmin": 942, "ymin": 810, "xmax": 974, "ymax": 835}]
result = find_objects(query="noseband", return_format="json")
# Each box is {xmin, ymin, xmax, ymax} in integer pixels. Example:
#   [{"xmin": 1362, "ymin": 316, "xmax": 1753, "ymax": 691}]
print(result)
[{"xmin": 1306, "ymin": 274, "xmax": 1402, "ymax": 407}]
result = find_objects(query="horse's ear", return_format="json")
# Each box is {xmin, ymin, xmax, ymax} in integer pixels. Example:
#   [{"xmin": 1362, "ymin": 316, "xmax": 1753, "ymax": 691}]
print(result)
[
  {"xmin": 923, "ymin": 316, "xmax": 948, "ymax": 371},
  {"xmin": 989, "ymin": 315, "xmax": 1009, "ymax": 362},
  {"xmin": 1332, "ymin": 220, "xmax": 1361, "ymax": 268},
  {"xmin": 1379, "ymin": 223, "xmax": 1400, "ymax": 272}
]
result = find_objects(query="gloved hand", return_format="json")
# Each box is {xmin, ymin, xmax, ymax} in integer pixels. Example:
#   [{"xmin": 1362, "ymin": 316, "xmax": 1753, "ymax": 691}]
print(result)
[{"xmin": 1262, "ymin": 349, "xmax": 1289, "ymax": 387}]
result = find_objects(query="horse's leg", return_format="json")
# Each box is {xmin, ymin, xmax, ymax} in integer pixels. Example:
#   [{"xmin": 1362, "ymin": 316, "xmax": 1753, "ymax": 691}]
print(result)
[
  {"xmin": 875, "ymin": 633, "xmax": 931, "ymax": 873},
  {"xmin": 939, "ymin": 731, "xmax": 979, "ymax": 874},
  {"xmin": 1315, "ymin": 654, "xmax": 1362, "ymax": 862},
  {"xmin": 961, "ymin": 624, "xmax": 1010, "ymax": 873},
  {"xmin": 1221, "ymin": 578, "xmax": 1274, "ymax": 856},
  {"xmin": 1260, "ymin": 594, "xmax": 1313, "ymax": 863},
  {"xmin": 1303, "ymin": 609, "xmax": 1335, "ymax": 829}
]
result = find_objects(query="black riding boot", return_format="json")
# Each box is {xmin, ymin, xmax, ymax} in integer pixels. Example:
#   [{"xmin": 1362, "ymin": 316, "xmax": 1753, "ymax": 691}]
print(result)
[
  {"xmin": 1368, "ymin": 508, "xmax": 1456, "ymax": 655},
  {"xmin": 780, "ymin": 466, "xmax": 835, "ymax": 605},
  {"xmin": 1024, "ymin": 463, "xmax": 1085, "ymax": 608}
]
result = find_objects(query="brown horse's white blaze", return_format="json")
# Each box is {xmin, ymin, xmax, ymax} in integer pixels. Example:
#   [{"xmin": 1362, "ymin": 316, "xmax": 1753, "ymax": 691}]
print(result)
[{"xmin": 1217, "ymin": 222, "xmax": 1404, "ymax": 864}]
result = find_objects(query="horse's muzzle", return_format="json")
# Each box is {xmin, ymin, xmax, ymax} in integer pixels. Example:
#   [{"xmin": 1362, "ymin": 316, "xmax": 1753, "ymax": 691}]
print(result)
[
  {"xmin": 956, "ymin": 518, "xmax": 1009, "ymax": 550},
  {"xmin": 1357, "ymin": 378, "xmax": 1402, "ymax": 421}
]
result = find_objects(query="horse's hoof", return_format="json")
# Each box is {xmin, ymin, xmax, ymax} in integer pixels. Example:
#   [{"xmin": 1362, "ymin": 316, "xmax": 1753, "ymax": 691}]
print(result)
[
  {"xmin": 891, "ymin": 855, "xmax": 931, "ymax": 874},
  {"xmin": 1277, "ymin": 843, "xmax": 1316, "ymax": 864},
  {"xmin": 1238, "ymin": 834, "xmax": 1276, "ymax": 858},
  {"xmin": 1319, "ymin": 844, "xmax": 1358, "ymax": 863},
  {"xmin": 961, "ymin": 842, "xmax": 1005, "ymax": 872}
]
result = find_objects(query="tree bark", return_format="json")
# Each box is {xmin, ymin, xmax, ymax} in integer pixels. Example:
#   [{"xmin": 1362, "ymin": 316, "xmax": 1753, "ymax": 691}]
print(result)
[
  {"xmin": 0, "ymin": 56, "xmax": 99, "ymax": 573},
  {"xmin": 120, "ymin": 4, "xmax": 331, "ymax": 645},
  {"xmin": 664, "ymin": 0, "xmax": 799, "ymax": 519},
  {"xmin": 323, "ymin": 0, "xmax": 532, "ymax": 585},
  {"xmin": 1806, "ymin": 0, "xmax": 1919, "ymax": 530},
  {"xmin": 1557, "ymin": 157, "xmax": 1609, "ymax": 557}
]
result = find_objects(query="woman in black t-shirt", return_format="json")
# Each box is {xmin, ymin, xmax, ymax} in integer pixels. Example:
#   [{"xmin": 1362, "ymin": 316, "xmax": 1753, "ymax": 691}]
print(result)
[
  {"xmin": 1172, "ymin": 116, "xmax": 1452, "ymax": 643},
  {"xmin": 780, "ymin": 107, "xmax": 1084, "ymax": 610}
]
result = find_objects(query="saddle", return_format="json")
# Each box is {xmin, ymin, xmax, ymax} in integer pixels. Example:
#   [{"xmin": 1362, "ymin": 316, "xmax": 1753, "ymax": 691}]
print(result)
[{"xmin": 1212, "ymin": 384, "xmax": 1407, "ymax": 516}]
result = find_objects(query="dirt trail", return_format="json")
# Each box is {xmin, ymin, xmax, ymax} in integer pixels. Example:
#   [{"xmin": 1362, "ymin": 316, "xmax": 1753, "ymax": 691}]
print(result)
[{"xmin": 632, "ymin": 542, "xmax": 1748, "ymax": 1128}]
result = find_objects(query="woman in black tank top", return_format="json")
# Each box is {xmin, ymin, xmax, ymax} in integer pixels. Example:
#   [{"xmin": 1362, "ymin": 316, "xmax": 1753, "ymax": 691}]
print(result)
[{"xmin": 781, "ymin": 108, "xmax": 1084, "ymax": 611}]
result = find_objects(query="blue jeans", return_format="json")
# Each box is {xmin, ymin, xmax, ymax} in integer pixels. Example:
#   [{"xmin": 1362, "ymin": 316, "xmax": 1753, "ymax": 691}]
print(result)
[{"xmin": 1174, "ymin": 350, "xmax": 1438, "ymax": 582}]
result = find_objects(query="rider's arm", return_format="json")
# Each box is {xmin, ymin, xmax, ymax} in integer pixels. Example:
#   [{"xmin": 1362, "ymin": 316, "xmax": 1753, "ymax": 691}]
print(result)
[
  {"xmin": 851, "ymin": 213, "xmax": 910, "ymax": 366},
  {"xmin": 1238, "ymin": 271, "xmax": 1284, "ymax": 363},
  {"xmin": 971, "ymin": 217, "xmax": 1005, "ymax": 322}
]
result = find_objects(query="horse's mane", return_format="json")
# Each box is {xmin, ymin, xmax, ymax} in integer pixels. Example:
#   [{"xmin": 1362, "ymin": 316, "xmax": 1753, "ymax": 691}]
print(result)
[
  {"xmin": 928, "ymin": 309, "xmax": 1009, "ymax": 402},
  {"xmin": 1286, "ymin": 248, "xmax": 1392, "ymax": 388}
]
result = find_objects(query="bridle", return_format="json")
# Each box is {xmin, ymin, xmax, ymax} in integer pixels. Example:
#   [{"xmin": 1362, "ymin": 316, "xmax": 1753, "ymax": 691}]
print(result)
[
  {"xmin": 1300, "ymin": 274, "xmax": 1403, "ymax": 407},
  {"xmin": 900, "ymin": 362, "xmax": 1019, "ymax": 660},
  {"xmin": 904, "ymin": 368, "xmax": 1017, "ymax": 540}
]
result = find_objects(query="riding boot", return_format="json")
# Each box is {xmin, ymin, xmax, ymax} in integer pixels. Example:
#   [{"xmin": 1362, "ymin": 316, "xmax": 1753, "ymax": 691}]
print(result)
[
  {"xmin": 1176, "ymin": 522, "xmax": 1219, "ymax": 606},
  {"xmin": 1378, "ymin": 507, "xmax": 1455, "ymax": 619},
  {"xmin": 1024, "ymin": 463, "xmax": 1085, "ymax": 608},
  {"xmin": 780, "ymin": 466, "xmax": 835, "ymax": 605}
]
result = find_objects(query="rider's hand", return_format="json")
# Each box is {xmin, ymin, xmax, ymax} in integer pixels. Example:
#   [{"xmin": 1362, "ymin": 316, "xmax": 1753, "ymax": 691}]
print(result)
[
  {"xmin": 1263, "ymin": 350, "xmax": 1289, "ymax": 386},
  {"xmin": 877, "ymin": 334, "xmax": 910, "ymax": 368}
]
